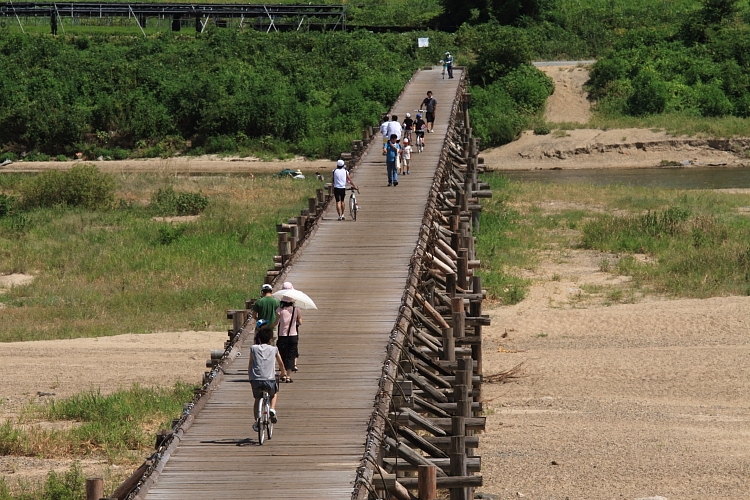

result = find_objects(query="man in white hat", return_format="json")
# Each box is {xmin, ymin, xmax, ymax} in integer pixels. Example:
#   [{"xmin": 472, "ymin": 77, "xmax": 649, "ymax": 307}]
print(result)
[
  {"xmin": 444, "ymin": 51, "xmax": 454, "ymax": 79},
  {"xmin": 332, "ymin": 159, "xmax": 359, "ymax": 220}
]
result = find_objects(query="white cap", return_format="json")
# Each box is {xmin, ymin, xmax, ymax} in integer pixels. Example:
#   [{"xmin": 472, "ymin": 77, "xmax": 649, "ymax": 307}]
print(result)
[
  {"xmin": 445, "ymin": 51, "xmax": 450, "ymax": 55},
  {"xmin": 337, "ymin": 159, "xmax": 345, "ymax": 167},
  {"xmin": 406, "ymin": 112, "xmax": 411, "ymax": 118}
]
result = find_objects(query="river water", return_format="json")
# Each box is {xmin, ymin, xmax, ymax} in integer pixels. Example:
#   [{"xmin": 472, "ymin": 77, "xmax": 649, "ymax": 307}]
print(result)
[{"xmin": 501, "ymin": 166, "xmax": 750, "ymax": 190}]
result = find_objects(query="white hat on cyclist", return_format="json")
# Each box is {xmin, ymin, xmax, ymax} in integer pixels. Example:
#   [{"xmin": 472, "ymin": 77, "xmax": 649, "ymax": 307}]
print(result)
[
  {"xmin": 403, "ymin": 139, "xmax": 409, "ymax": 144},
  {"xmin": 336, "ymin": 159, "xmax": 345, "ymax": 167},
  {"xmin": 445, "ymin": 51, "xmax": 450, "ymax": 55},
  {"xmin": 406, "ymin": 112, "xmax": 411, "ymax": 118}
]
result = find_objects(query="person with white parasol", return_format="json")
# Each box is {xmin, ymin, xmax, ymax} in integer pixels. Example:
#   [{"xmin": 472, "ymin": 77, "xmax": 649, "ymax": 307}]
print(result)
[{"xmin": 271, "ymin": 282, "xmax": 317, "ymax": 382}]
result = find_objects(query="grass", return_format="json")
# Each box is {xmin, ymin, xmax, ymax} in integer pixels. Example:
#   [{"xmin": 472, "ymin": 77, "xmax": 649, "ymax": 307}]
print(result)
[
  {"xmin": 1, "ymin": 383, "xmax": 194, "ymax": 462},
  {"xmin": 588, "ymin": 112, "xmax": 750, "ymax": 138},
  {"xmin": 476, "ymin": 173, "xmax": 750, "ymax": 302},
  {"xmin": 0, "ymin": 172, "xmax": 322, "ymax": 341}
]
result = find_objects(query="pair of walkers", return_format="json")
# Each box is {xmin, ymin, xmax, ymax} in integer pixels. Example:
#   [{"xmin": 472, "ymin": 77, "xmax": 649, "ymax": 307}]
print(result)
[{"xmin": 248, "ymin": 282, "xmax": 303, "ymax": 428}]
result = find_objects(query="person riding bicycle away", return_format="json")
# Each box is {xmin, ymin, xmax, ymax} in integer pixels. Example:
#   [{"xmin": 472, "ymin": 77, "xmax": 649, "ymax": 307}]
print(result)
[
  {"xmin": 383, "ymin": 134, "xmax": 401, "ymax": 186},
  {"xmin": 332, "ymin": 159, "xmax": 358, "ymax": 221},
  {"xmin": 421, "ymin": 91, "xmax": 437, "ymax": 133},
  {"xmin": 272, "ymin": 295, "xmax": 301, "ymax": 382},
  {"xmin": 252, "ymin": 284, "xmax": 280, "ymax": 344},
  {"xmin": 380, "ymin": 115, "xmax": 390, "ymax": 147},
  {"xmin": 414, "ymin": 113, "xmax": 426, "ymax": 149},
  {"xmin": 402, "ymin": 113, "xmax": 414, "ymax": 143},
  {"xmin": 401, "ymin": 139, "xmax": 412, "ymax": 175},
  {"xmin": 249, "ymin": 320, "xmax": 287, "ymax": 430},
  {"xmin": 444, "ymin": 52, "xmax": 454, "ymax": 79}
]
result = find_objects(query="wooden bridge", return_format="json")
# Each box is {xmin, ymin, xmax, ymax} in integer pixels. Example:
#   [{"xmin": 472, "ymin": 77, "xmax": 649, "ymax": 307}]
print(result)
[{"xmin": 113, "ymin": 67, "xmax": 490, "ymax": 500}]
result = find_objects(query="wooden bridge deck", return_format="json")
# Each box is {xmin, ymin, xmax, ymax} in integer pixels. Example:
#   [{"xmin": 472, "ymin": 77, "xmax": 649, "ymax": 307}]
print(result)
[{"xmin": 143, "ymin": 68, "xmax": 463, "ymax": 500}]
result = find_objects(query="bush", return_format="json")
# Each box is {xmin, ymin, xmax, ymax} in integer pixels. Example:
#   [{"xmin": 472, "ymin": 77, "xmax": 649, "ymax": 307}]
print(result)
[
  {"xmin": 56, "ymin": 154, "xmax": 68, "ymax": 162},
  {"xmin": 19, "ymin": 164, "xmax": 115, "ymax": 210},
  {"xmin": 150, "ymin": 187, "xmax": 209, "ymax": 216},
  {"xmin": 0, "ymin": 194, "xmax": 16, "ymax": 217},
  {"xmin": 696, "ymin": 83, "xmax": 734, "ymax": 116},
  {"xmin": 157, "ymin": 224, "xmax": 187, "ymax": 245},
  {"xmin": 533, "ymin": 125, "xmax": 551, "ymax": 135},
  {"xmin": 627, "ymin": 70, "xmax": 669, "ymax": 115}
]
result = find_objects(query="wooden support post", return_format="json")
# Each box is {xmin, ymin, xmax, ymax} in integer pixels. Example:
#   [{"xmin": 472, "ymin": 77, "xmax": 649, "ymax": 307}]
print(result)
[
  {"xmin": 289, "ymin": 224, "xmax": 299, "ymax": 253},
  {"xmin": 441, "ymin": 327, "xmax": 455, "ymax": 362},
  {"xmin": 232, "ymin": 310, "xmax": 246, "ymax": 335},
  {"xmin": 471, "ymin": 276, "xmax": 483, "ymax": 377},
  {"xmin": 457, "ymin": 249, "xmax": 468, "ymax": 291},
  {"xmin": 85, "ymin": 478, "xmax": 103, "ymax": 500},
  {"xmin": 446, "ymin": 272, "xmax": 456, "ymax": 298},
  {"xmin": 418, "ymin": 465, "xmax": 437, "ymax": 500},
  {"xmin": 462, "ymin": 142, "xmax": 469, "ymax": 160},
  {"xmin": 450, "ymin": 207, "xmax": 460, "ymax": 233},
  {"xmin": 308, "ymin": 197, "xmax": 317, "ymax": 216},
  {"xmin": 449, "ymin": 416, "xmax": 467, "ymax": 500},
  {"xmin": 278, "ymin": 232, "xmax": 290, "ymax": 265},
  {"xmin": 316, "ymin": 188, "xmax": 325, "ymax": 206},
  {"xmin": 461, "ymin": 181, "xmax": 470, "ymax": 214},
  {"xmin": 451, "ymin": 297, "xmax": 465, "ymax": 340}
]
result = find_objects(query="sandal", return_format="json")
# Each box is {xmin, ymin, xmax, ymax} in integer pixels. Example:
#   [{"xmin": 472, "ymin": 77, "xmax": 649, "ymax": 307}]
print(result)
[
  {"xmin": 292, "ymin": 365, "xmax": 298, "ymax": 372},
  {"xmin": 280, "ymin": 375, "xmax": 290, "ymax": 383}
]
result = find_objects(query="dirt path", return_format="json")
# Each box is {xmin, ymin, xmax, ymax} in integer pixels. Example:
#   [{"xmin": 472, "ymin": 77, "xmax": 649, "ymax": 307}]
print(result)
[
  {"xmin": 477, "ymin": 65, "xmax": 750, "ymax": 499},
  {"xmin": 0, "ymin": 155, "xmax": 334, "ymax": 175}
]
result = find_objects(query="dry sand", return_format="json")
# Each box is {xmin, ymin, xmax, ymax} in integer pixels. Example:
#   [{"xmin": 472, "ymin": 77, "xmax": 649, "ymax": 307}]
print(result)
[
  {"xmin": 0, "ymin": 331, "xmax": 227, "ymax": 485},
  {"xmin": 476, "ymin": 65, "xmax": 750, "ymax": 499}
]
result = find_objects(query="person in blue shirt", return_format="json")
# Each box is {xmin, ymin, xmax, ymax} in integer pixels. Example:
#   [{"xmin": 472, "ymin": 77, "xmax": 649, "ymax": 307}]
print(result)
[{"xmin": 383, "ymin": 134, "xmax": 401, "ymax": 187}]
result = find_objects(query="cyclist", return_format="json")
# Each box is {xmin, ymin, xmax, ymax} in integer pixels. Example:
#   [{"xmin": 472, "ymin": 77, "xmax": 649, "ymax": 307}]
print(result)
[
  {"xmin": 414, "ymin": 113, "xmax": 426, "ymax": 151},
  {"xmin": 249, "ymin": 320, "xmax": 288, "ymax": 431},
  {"xmin": 332, "ymin": 159, "xmax": 358, "ymax": 221},
  {"xmin": 402, "ymin": 113, "xmax": 414, "ymax": 144}
]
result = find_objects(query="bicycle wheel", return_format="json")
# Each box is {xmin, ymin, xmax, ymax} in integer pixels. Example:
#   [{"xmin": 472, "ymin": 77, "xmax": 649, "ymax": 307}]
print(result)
[
  {"xmin": 349, "ymin": 194, "xmax": 357, "ymax": 221},
  {"xmin": 257, "ymin": 396, "xmax": 267, "ymax": 445}
]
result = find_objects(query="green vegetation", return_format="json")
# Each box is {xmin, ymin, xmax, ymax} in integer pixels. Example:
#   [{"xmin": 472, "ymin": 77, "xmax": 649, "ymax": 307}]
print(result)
[
  {"xmin": 18, "ymin": 165, "xmax": 115, "ymax": 210},
  {"xmin": 0, "ymin": 463, "xmax": 86, "ymax": 500},
  {"xmin": 0, "ymin": 30, "xmax": 445, "ymax": 160},
  {"xmin": 0, "ymin": 383, "xmax": 194, "ymax": 461},
  {"xmin": 0, "ymin": 170, "xmax": 320, "ymax": 341},
  {"xmin": 476, "ymin": 174, "xmax": 750, "ymax": 302}
]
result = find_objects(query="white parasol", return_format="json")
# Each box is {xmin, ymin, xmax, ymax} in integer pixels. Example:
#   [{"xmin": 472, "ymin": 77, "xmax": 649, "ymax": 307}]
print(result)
[{"xmin": 272, "ymin": 289, "xmax": 318, "ymax": 310}]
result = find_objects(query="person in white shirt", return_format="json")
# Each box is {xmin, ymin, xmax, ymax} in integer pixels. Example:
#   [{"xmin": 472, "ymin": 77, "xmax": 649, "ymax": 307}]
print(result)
[
  {"xmin": 332, "ymin": 159, "xmax": 359, "ymax": 221},
  {"xmin": 387, "ymin": 115, "xmax": 402, "ymax": 141},
  {"xmin": 380, "ymin": 116, "xmax": 390, "ymax": 147}
]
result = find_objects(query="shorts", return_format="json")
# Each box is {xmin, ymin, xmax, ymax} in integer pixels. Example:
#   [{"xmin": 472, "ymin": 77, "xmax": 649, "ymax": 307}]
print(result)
[
  {"xmin": 334, "ymin": 187, "xmax": 347, "ymax": 202},
  {"xmin": 250, "ymin": 379, "xmax": 278, "ymax": 399},
  {"xmin": 426, "ymin": 112, "xmax": 435, "ymax": 123}
]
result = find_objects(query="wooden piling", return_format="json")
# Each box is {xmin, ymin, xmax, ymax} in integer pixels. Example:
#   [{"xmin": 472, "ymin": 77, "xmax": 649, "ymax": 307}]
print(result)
[
  {"xmin": 418, "ymin": 465, "xmax": 437, "ymax": 500},
  {"xmin": 85, "ymin": 478, "xmax": 103, "ymax": 500}
]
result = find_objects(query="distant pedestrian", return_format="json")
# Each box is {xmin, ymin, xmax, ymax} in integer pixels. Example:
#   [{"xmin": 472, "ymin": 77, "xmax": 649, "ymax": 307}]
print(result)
[
  {"xmin": 387, "ymin": 115, "xmax": 402, "ymax": 141},
  {"xmin": 401, "ymin": 139, "xmax": 412, "ymax": 175},
  {"xmin": 252, "ymin": 284, "xmax": 280, "ymax": 344},
  {"xmin": 332, "ymin": 159, "xmax": 358, "ymax": 221},
  {"xmin": 273, "ymin": 295, "xmax": 301, "ymax": 382},
  {"xmin": 380, "ymin": 116, "xmax": 390, "ymax": 147},
  {"xmin": 421, "ymin": 91, "xmax": 437, "ymax": 133},
  {"xmin": 444, "ymin": 52, "xmax": 454, "ymax": 79},
  {"xmin": 383, "ymin": 134, "xmax": 401, "ymax": 186}
]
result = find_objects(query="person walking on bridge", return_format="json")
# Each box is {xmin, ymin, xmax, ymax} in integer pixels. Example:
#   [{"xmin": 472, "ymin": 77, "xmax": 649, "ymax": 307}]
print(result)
[
  {"xmin": 383, "ymin": 134, "xmax": 401, "ymax": 186},
  {"xmin": 332, "ymin": 159, "xmax": 358, "ymax": 221},
  {"xmin": 252, "ymin": 284, "xmax": 280, "ymax": 343},
  {"xmin": 421, "ymin": 91, "xmax": 437, "ymax": 133},
  {"xmin": 444, "ymin": 52, "xmax": 454, "ymax": 79}
]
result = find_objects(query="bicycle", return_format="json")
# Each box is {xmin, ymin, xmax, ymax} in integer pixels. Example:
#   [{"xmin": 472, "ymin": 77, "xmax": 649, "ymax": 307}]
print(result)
[
  {"xmin": 256, "ymin": 380, "xmax": 276, "ymax": 445},
  {"xmin": 348, "ymin": 186, "xmax": 360, "ymax": 221}
]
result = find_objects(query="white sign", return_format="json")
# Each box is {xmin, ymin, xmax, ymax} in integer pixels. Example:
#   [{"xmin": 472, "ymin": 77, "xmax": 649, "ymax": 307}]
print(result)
[{"xmin": 418, "ymin": 37, "xmax": 429, "ymax": 48}]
